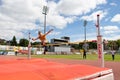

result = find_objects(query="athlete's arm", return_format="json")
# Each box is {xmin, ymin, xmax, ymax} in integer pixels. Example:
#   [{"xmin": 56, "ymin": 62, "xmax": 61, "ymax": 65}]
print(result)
[
  {"xmin": 32, "ymin": 37, "xmax": 39, "ymax": 41},
  {"xmin": 45, "ymin": 29, "xmax": 53, "ymax": 36}
]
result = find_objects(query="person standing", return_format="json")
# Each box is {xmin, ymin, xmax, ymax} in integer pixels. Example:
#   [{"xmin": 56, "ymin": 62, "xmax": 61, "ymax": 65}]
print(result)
[
  {"xmin": 111, "ymin": 49, "xmax": 115, "ymax": 61},
  {"xmin": 83, "ymin": 49, "xmax": 86, "ymax": 59},
  {"xmin": 14, "ymin": 46, "xmax": 18, "ymax": 56},
  {"xmin": 82, "ymin": 42, "xmax": 89, "ymax": 59}
]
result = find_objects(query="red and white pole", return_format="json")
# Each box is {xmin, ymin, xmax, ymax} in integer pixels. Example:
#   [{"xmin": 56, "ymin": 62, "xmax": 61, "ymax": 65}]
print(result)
[{"xmin": 96, "ymin": 14, "xmax": 104, "ymax": 67}]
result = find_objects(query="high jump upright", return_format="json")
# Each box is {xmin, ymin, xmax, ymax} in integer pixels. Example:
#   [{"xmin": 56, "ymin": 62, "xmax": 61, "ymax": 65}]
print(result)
[{"xmin": 96, "ymin": 14, "xmax": 104, "ymax": 67}]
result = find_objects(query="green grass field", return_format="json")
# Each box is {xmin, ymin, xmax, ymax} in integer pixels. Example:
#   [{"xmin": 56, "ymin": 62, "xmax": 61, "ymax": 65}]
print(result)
[{"xmin": 31, "ymin": 54, "xmax": 120, "ymax": 62}]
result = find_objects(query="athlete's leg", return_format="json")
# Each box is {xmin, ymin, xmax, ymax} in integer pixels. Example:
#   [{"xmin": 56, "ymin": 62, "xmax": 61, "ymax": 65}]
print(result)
[
  {"xmin": 41, "ymin": 40, "xmax": 46, "ymax": 46},
  {"xmin": 43, "ymin": 41, "xmax": 46, "ymax": 46}
]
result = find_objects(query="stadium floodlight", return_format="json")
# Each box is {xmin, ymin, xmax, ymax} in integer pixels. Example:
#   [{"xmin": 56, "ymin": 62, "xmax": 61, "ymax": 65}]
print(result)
[
  {"xmin": 42, "ymin": 6, "xmax": 49, "ymax": 34},
  {"xmin": 42, "ymin": 6, "xmax": 49, "ymax": 15},
  {"xmin": 84, "ymin": 20, "xmax": 87, "ymax": 43}
]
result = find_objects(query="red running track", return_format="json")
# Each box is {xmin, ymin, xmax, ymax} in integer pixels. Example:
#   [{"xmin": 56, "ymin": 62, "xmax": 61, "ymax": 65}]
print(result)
[{"xmin": 0, "ymin": 57, "xmax": 110, "ymax": 80}]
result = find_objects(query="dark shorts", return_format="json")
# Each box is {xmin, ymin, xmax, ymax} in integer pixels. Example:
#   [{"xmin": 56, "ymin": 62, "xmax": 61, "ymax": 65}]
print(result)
[{"xmin": 41, "ymin": 42, "xmax": 43, "ymax": 45}]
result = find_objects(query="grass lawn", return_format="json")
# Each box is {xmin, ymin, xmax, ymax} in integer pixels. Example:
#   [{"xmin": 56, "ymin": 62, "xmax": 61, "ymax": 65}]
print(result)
[
  {"xmin": 105, "ymin": 54, "xmax": 120, "ymax": 61},
  {"xmin": 31, "ymin": 54, "xmax": 120, "ymax": 62}
]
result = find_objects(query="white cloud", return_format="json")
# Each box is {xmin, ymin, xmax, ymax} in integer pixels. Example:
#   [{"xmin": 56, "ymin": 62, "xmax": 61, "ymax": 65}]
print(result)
[
  {"xmin": 0, "ymin": 0, "xmax": 107, "ymax": 41},
  {"xmin": 111, "ymin": 35, "xmax": 120, "ymax": 40},
  {"xmin": 0, "ymin": 0, "xmax": 46, "ymax": 40},
  {"xmin": 71, "ymin": 32, "xmax": 97, "ymax": 42},
  {"xmin": 111, "ymin": 14, "xmax": 120, "ymax": 22},
  {"xmin": 49, "ymin": 31, "xmax": 61, "ymax": 36},
  {"xmin": 47, "ymin": 14, "xmax": 67, "ymax": 29},
  {"xmin": 47, "ymin": 15, "xmax": 77, "ymax": 29},
  {"xmin": 103, "ymin": 26, "xmax": 119, "ymax": 31},
  {"xmin": 103, "ymin": 26, "xmax": 119, "ymax": 34},
  {"xmin": 81, "ymin": 10, "xmax": 107, "ymax": 21},
  {"xmin": 0, "ymin": 29, "xmax": 24, "ymax": 40},
  {"xmin": 110, "ymin": 3, "xmax": 117, "ymax": 6},
  {"xmin": 57, "ymin": 0, "xmax": 106, "ymax": 16},
  {"xmin": 46, "ymin": 0, "xmax": 107, "ymax": 30},
  {"xmin": 103, "ymin": 34, "xmax": 120, "ymax": 40},
  {"xmin": 47, "ymin": 1, "xmax": 77, "ymax": 29}
]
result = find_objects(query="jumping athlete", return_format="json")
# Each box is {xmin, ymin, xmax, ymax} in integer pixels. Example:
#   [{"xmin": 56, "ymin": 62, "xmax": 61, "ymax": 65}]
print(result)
[{"xmin": 32, "ymin": 29, "xmax": 53, "ymax": 46}]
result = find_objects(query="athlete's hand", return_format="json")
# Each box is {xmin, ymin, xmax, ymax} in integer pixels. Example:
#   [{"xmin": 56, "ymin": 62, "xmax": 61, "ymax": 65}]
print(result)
[{"xmin": 32, "ymin": 38, "xmax": 35, "ymax": 41}]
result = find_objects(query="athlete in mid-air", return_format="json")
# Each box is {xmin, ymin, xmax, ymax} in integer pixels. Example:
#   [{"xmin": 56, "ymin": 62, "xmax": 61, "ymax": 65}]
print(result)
[{"xmin": 32, "ymin": 29, "xmax": 53, "ymax": 46}]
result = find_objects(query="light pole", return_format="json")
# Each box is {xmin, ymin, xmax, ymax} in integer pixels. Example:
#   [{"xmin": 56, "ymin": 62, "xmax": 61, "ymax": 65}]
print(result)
[
  {"xmin": 82, "ymin": 20, "xmax": 88, "ymax": 59},
  {"xmin": 42, "ymin": 6, "xmax": 48, "ymax": 34},
  {"xmin": 84, "ymin": 20, "xmax": 87, "ymax": 43}
]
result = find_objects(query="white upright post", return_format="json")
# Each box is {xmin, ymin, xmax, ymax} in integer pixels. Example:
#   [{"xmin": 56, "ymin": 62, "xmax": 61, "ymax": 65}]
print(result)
[
  {"xmin": 102, "ymin": 39, "xmax": 104, "ymax": 67},
  {"xmin": 28, "ymin": 32, "xmax": 31, "ymax": 60},
  {"xmin": 96, "ymin": 14, "xmax": 104, "ymax": 67}
]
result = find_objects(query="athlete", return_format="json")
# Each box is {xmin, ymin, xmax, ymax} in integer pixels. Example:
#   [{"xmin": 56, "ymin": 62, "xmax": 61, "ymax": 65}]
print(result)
[{"xmin": 32, "ymin": 29, "xmax": 53, "ymax": 46}]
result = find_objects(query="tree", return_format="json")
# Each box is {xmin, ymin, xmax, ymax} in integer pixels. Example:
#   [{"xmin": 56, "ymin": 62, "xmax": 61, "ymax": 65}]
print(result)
[
  {"xmin": 32, "ymin": 42, "xmax": 41, "ymax": 45},
  {"xmin": 71, "ymin": 44, "xmax": 80, "ymax": 50},
  {"xmin": 117, "ymin": 39, "xmax": 120, "ymax": 49},
  {"xmin": 19, "ymin": 38, "xmax": 29, "ymax": 47},
  {"xmin": 89, "ymin": 42, "xmax": 97, "ymax": 49},
  {"xmin": 0, "ymin": 38, "xmax": 6, "ymax": 45},
  {"xmin": 11, "ymin": 36, "xmax": 17, "ymax": 46}
]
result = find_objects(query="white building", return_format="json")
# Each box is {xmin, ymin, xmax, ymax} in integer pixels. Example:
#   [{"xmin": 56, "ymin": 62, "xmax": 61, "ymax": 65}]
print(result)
[{"xmin": 49, "ymin": 37, "xmax": 71, "ymax": 54}]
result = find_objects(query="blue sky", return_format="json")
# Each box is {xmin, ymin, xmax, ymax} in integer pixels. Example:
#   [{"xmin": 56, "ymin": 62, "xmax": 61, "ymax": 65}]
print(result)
[{"xmin": 0, "ymin": 0, "xmax": 120, "ymax": 43}]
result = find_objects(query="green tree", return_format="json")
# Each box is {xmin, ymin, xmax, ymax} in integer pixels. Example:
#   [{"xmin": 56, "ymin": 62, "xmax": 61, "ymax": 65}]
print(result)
[
  {"xmin": 0, "ymin": 38, "xmax": 6, "ymax": 45},
  {"xmin": 107, "ymin": 40, "xmax": 118, "ymax": 50},
  {"xmin": 32, "ymin": 42, "xmax": 41, "ymax": 45},
  {"xmin": 89, "ymin": 42, "xmax": 97, "ymax": 49},
  {"xmin": 19, "ymin": 38, "xmax": 29, "ymax": 47},
  {"xmin": 11, "ymin": 36, "xmax": 17, "ymax": 46},
  {"xmin": 117, "ymin": 39, "xmax": 120, "ymax": 49},
  {"xmin": 71, "ymin": 44, "xmax": 80, "ymax": 50},
  {"xmin": 79, "ymin": 43, "xmax": 84, "ymax": 49}
]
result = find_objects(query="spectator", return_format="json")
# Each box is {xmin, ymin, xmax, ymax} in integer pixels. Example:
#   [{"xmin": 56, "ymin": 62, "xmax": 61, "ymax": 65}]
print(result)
[
  {"xmin": 82, "ymin": 42, "xmax": 89, "ymax": 59},
  {"xmin": 83, "ymin": 49, "xmax": 86, "ymax": 59},
  {"xmin": 15, "ymin": 51, "xmax": 18, "ymax": 56},
  {"xmin": 111, "ymin": 49, "xmax": 115, "ymax": 61}
]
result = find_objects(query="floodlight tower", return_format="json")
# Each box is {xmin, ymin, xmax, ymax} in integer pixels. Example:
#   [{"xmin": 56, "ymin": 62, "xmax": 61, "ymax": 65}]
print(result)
[
  {"xmin": 82, "ymin": 20, "xmax": 89, "ymax": 59},
  {"xmin": 42, "ymin": 5, "xmax": 49, "ymax": 34},
  {"xmin": 84, "ymin": 20, "xmax": 87, "ymax": 43}
]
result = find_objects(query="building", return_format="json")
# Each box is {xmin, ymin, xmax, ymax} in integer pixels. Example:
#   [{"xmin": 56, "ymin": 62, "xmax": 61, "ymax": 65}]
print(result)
[
  {"xmin": 51, "ymin": 38, "xmax": 69, "ymax": 44},
  {"xmin": 49, "ymin": 36, "xmax": 71, "ymax": 54}
]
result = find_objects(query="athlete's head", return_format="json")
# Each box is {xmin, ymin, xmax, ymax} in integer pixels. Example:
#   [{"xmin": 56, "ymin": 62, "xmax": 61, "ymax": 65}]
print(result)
[{"xmin": 38, "ymin": 31, "xmax": 41, "ymax": 35}]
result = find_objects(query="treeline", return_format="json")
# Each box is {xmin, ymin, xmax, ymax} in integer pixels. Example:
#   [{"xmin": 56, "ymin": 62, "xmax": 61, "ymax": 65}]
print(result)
[
  {"xmin": 1, "ymin": 36, "xmax": 120, "ymax": 50},
  {"xmin": 70, "ymin": 40, "xmax": 120, "ymax": 50},
  {"xmin": 0, "ymin": 36, "xmax": 42, "ymax": 47}
]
